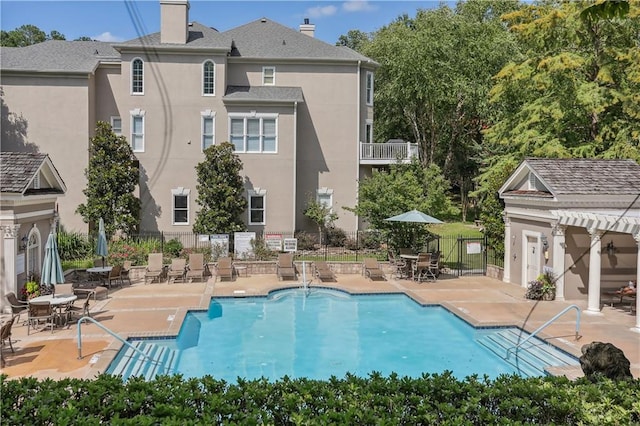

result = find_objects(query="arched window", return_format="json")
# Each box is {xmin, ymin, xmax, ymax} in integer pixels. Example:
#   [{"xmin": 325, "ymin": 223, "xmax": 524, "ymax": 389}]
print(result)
[
  {"xmin": 132, "ymin": 58, "xmax": 144, "ymax": 94},
  {"xmin": 203, "ymin": 60, "xmax": 215, "ymax": 95},
  {"xmin": 25, "ymin": 228, "xmax": 41, "ymax": 280}
]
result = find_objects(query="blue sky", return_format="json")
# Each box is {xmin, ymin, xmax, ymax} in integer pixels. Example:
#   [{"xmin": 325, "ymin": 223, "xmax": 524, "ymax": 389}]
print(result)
[{"xmin": 1, "ymin": 1, "xmax": 448, "ymax": 45}]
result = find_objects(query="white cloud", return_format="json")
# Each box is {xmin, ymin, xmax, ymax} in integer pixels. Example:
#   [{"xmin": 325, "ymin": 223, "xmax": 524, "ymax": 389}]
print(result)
[
  {"xmin": 305, "ymin": 5, "xmax": 338, "ymax": 19},
  {"xmin": 342, "ymin": 0, "xmax": 377, "ymax": 13},
  {"xmin": 92, "ymin": 32, "xmax": 124, "ymax": 42}
]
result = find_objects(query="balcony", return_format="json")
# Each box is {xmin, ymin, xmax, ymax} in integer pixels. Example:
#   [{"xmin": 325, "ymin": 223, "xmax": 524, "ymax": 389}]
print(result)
[{"xmin": 359, "ymin": 141, "xmax": 419, "ymax": 165}]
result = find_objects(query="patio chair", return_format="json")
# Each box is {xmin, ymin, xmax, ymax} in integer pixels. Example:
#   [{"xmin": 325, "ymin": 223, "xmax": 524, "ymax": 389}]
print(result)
[
  {"xmin": 5, "ymin": 292, "xmax": 28, "ymax": 325},
  {"xmin": 145, "ymin": 253, "xmax": 166, "ymax": 284},
  {"xmin": 216, "ymin": 257, "xmax": 234, "ymax": 282},
  {"xmin": 107, "ymin": 264, "xmax": 122, "ymax": 288},
  {"xmin": 412, "ymin": 252, "xmax": 431, "ymax": 282},
  {"xmin": 167, "ymin": 258, "xmax": 187, "ymax": 283},
  {"xmin": 0, "ymin": 315, "xmax": 18, "ymax": 353},
  {"xmin": 363, "ymin": 258, "xmax": 385, "ymax": 281},
  {"xmin": 65, "ymin": 292, "xmax": 92, "ymax": 323},
  {"xmin": 27, "ymin": 301, "xmax": 55, "ymax": 335},
  {"xmin": 314, "ymin": 261, "xmax": 336, "ymax": 282},
  {"xmin": 388, "ymin": 250, "xmax": 408, "ymax": 279},
  {"xmin": 186, "ymin": 253, "xmax": 206, "ymax": 282},
  {"xmin": 276, "ymin": 253, "xmax": 296, "ymax": 281},
  {"xmin": 120, "ymin": 260, "xmax": 132, "ymax": 286}
]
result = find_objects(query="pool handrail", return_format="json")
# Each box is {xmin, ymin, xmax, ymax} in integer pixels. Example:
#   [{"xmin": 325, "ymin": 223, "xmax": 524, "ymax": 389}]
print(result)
[
  {"xmin": 506, "ymin": 304, "xmax": 582, "ymax": 358},
  {"xmin": 76, "ymin": 316, "xmax": 156, "ymax": 363}
]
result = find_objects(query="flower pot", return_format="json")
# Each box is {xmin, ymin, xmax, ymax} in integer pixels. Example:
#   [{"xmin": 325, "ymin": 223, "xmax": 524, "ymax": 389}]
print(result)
[{"xmin": 542, "ymin": 291, "xmax": 555, "ymax": 301}]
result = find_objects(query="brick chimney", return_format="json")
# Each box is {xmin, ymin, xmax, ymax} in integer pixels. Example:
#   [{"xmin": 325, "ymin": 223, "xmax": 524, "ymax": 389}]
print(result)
[
  {"xmin": 299, "ymin": 18, "xmax": 315, "ymax": 38},
  {"xmin": 160, "ymin": 0, "xmax": 190, "ymax": 44}
]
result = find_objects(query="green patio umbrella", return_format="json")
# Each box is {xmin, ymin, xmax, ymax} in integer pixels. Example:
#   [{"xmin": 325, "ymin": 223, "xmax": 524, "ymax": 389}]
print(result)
[
  {"xmin": 384, "ymin": 209, "xmax": 443, "ymax": 253},
  {"xmin": 384, "ymin": 209, "xmax": 443, "ymax": 224},
  {"xmin": 41, "ymin": 231, "xmax": 65, "ymax": 295},
  {"xmin": 96, "ymin": 218, "xmax": 108, "ymax": 267}
]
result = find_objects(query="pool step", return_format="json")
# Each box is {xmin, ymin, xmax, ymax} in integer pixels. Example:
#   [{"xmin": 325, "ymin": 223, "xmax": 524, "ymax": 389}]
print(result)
[
  {"xmin": 476, "ymin": 328, "xmax": 579, "ymax": 377},
  {"xmin": 108, "ymin": 341, "xmax": 177, "ymax": 381}
]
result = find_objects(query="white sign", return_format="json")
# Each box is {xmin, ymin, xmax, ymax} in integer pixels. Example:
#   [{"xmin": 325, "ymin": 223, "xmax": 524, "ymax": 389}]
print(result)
[
  {"xmin": 283, "ymin": 238, "xmax": 298, "ymax": 252},
  {"xmin": 198, "ymin": 234, "xmax": 210, "ymax": 242},
  {"xmin": 466, "ymin": 242, "xmax": 482, "ymax": 254},
  {"xmin": 265, "ymin": 233, "xmax": 283, "ymax": 251},
  {"xmin": 16, "ymin": 253, "xmax": 25, "ymax": 275},
  {"xmin": 210, "ymin": 234, "xmax": 229, "ymax": 259},
  {"xmin": 234, "ymin": 232, "xmax": 256, "ymax": 259}
]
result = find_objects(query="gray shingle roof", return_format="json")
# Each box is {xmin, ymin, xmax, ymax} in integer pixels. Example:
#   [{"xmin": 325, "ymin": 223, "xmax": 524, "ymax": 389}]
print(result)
[
  {"xmin": 221, "ymin": 18, "xmax": 375, "ymax": 63},
  {"xmin": 525, "ymin": 158, "xmax": 640, "ymax": 195},
  {"xmin": 113, "ymin": 22, "xmax": 228, "ymax": 50},
  {"xmin": 0, "ymin": 41, "xmax": 119, "ymax": 73},
  {"xmin": 224, "ymin": 86, "xmax": 304, "ymax": 103},
  {"xmin": 1, "ymin": 152, "xmax": 48, "ymax": 193}
]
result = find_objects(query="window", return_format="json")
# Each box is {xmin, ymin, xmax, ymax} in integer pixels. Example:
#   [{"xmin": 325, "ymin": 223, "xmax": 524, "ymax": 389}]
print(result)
[
  {"xmin": 130, "ymin": 109, "xmax": 145, "ymax": 152},
  {"xmin": 25, "ymin": 228, "xmax": 41, "ymax": 278},
  {"xmin": 172, "ymin": 187, "xmax": 190, "ymax": 225},
  {"xmin": 248, "ymin": 189, "xmax": 266, "ymax": 225},
  {"xmin": 365, "ymin": 120, "xmax": 373, "ymax": 144},
  {"xmin": 203, "ymin": 60, "xmax": 215, "ymax": 95},
  {"xmin": 366, "ymin": 71, "xmax": 373, "ymax": 106},
  {"xmin": 229, "ymin": 114, "xmax": 277, "ymax": 153},
  {"xmin": 201, "ymin": 110, "xmax": 215, "ymax": 151},
  {"xmin": 317, "ymin": 187, "xmax": 334, "ymax": 213},
  {"xmin": 262, "ymin": 66, "xmax": 275, "ymax": 86},
  {"xmin": 111, "ymin": 117, "xmax": 122, "ymax": 135},
  {"xmin": 132, "ymin": 58, "xmax": 144, "ymax": 94}
]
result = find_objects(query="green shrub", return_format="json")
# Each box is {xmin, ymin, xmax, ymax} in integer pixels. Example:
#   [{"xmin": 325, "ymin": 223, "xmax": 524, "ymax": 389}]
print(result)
[
  {"xmin": 250, "ymin": 238, "xmax": 276, "ymax": 261},
  {"xmin": 325, "ymin": 226, "xmax": 347, "ymax": 247},
  {"xmin": 294, "ymin": 231, "xmax": 318, "ymax": 251},
  {"xmin": 57, "ymin": 228, "xmax": 93, "ymax": 261},
  {"xmin": 164, "ymin": 238, "xmax": 184, "ymax": 258}
]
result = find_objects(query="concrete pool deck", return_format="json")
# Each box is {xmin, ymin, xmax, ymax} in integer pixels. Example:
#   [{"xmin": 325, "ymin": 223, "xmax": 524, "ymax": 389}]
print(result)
[{"xmin": 2, "ymin": 271, "xmax": 638, "ymax": 380}]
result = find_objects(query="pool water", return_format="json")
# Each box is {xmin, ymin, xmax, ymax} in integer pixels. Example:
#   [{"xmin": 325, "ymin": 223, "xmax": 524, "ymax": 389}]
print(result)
[{"xmin": 138, "ymin": 289, "xmax": 523, "ymax": 381}]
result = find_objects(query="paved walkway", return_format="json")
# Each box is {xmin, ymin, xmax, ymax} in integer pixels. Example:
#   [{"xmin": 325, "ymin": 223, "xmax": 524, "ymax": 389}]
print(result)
[{"xmin": 2, "ymin": 271, "xmax": 638, "ymax": 380}]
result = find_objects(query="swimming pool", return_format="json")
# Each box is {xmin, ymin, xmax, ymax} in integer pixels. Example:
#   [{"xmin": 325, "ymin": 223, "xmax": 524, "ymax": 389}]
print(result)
[{"xmin": 107, "ymin": 288, "xmax": 579, "ymax": 381}]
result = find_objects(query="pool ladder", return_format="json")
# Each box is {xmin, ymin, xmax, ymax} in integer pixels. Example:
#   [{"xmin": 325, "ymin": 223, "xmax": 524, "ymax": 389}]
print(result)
[
  {"xmin": 76, "ymin": 316, "xmax": 157, "ymax": 365},
  {"xmin": 506, "ymin": 304, "xmax": 582, "ymax": 359}
]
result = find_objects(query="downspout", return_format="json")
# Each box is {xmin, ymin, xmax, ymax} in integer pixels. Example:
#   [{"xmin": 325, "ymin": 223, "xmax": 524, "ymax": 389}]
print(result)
[
  {"xmin": 293, "ymin": 101, "xmax": 298, "ymax": 234},
  {"xmin": 355, "ymin": 60, "xmax": 361, "ymax": 232}
]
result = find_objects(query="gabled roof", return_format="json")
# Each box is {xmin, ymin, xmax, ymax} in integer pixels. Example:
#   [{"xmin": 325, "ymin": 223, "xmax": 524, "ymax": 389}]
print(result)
[
  {"xmin": 0, "ymin": 41, "xmax": 119, "ymax": 73},
  {"xmin": 220, "ymin": 18, "xmax": 376, "ymax": 64},
  {"xmin": 223, "ymin": 86, "xmax": 304, "ymax": 103},
  {"xmin": 113, "ymin": 22, "xmax": 228, "ymax": 51},
  {"xmin": 499, "ymin": 158, "xmax": 640, "ymax": 199},
  {"xmin": 0, "ymin": 152, "xmax": 66, "ymax": 196}
]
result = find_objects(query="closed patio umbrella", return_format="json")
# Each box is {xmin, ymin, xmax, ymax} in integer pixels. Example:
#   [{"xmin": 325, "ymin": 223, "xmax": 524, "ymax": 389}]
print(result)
[
  {"xmin": 96, "ymin": 218, "xmax": 108, "ymax": 267},
  {"xmin": 41, "ymin": 231, "xmax": 65, "ymax": 295}
]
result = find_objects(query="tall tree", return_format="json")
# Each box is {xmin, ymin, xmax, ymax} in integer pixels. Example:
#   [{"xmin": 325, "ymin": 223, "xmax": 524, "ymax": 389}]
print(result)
[
  {"xmin": 0, "ymin": 24, "xmax": 65, "ymax": 46},
  {"xmin": 77, "ymin": 121, "xmax": 141, "ymax": 236},
  {"xmin": 362, "ymin": 0, "xmax": 521, "ymax": 220},
  {"xmin": 193, "ymin": 142, "xmax": 248, "ymax": 234},
  {"xmin": 335, "ymin": 29, "xmax": 371, "ymax": 51}
]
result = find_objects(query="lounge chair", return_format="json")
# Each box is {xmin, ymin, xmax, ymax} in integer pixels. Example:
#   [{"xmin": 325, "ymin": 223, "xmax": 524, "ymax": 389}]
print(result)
[
  {"xmin": 314, "ymin": 261, "xmax": 336, "ymax": 282},
  {"xmin": 276, "ymin": 253, "xmax": 296, "ymax": 280},
  {"xmin": 27, "ymin": 301, "xmax": 55, "ymax": 335},
  {"xmin": 5, "ymin": 292, "xmax": 28, "ymax": 324},
  {"xmin": 216, "ymin": 257, "xmax": 234, "ymax": 282},
  {"xmin": 167, "ymin": 258, "xmax": 187, "ymax": 283},
  {"xmin": 120, "ymin": 260, "xmax": 132, "ymax": 285},
  {"xmin": 363, "ymin": 258, "xmax": 385, "ymax": 281},
  {"xmin": 186, "ymin": 253, "xmax": 206, "ymax": 282},
  {"xmin": 144, "ymin": 253, "xmax": 165, "ymax": 284},
  {"xmin": 0, "ymin": 315, "xmax": 18, "ymax": 353}
]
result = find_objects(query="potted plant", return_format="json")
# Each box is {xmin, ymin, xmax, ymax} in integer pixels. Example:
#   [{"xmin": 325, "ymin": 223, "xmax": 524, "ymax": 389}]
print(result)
[
  {"xmin": 525, "ymin": 271, "xmax": 557, "ymax": 301},
  {"xmin": 22, "ymin": 280, "xmax": 41, "ymax": 300}
]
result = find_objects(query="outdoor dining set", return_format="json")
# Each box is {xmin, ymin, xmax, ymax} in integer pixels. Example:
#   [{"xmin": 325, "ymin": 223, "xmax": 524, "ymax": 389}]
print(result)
[{"xmin": 389, "ymin": 250, "xmax": 441, "ymax": 282}]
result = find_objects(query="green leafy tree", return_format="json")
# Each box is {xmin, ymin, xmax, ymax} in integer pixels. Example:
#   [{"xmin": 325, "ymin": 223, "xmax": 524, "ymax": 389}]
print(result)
[
  {"xmin": 0, "ymin": 24, "xmax": 65, "ymax": 46},
  {"xmin": 361, "ymin": 0, "xmax": 521, "ymax": 219},
  {"xmin": 335, "ymin": 29, "xmax": 371, "ymax": 51},
  {"xmin": 303, "ymin": 198, "xmax": 338, "ymax": 245},
  {"xmin": 193, "ymin": 142, "xmax": 248, "ymax": 234},
  {"xmin": 76, "ymin": 121, "xmax": 141, "ymax": 236}
]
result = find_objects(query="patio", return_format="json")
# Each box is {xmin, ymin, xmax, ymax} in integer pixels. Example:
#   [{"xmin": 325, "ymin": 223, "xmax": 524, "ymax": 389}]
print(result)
[{"xmin": 2, "ymin": 269, "xmax": 638, "ymax": 380}]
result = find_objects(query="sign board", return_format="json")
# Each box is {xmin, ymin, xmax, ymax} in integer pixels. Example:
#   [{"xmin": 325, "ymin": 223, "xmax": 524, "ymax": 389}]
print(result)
[
  {"xmin": 283, "ymin": 238, "xmax": 298, "ymax": 252},
  {"xmin": 16, "ymin": 253, "xmax": 25, "ymax": 275},
  {"xmin": 234, "ymin": 232, "xmax": 256, "ymax": 259},
  {"xmin": 210, "ymin": 234, "xmax": 229, "ymax": 260},
  {"xmin": 198, "ymin": 234, "xmax": 210, "ymax": 243},
  {"xmin": 265, "ymin": 233, "xmax": 283, "ymax": 251},
  {"xmin": 466, "ymin": 242, "xmax": 482, "ymax": 254}
]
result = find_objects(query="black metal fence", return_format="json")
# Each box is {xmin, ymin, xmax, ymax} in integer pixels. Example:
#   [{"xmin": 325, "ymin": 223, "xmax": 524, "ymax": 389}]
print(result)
[{"xmin": 58, "ymin": 230, "xmax": 503, "ymax": 274}]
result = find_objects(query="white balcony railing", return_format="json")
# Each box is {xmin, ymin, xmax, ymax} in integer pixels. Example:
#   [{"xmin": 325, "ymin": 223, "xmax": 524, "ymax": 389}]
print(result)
[{"xmin": 359, "ymin": 142, "xmax": 419, "ymax": 165}]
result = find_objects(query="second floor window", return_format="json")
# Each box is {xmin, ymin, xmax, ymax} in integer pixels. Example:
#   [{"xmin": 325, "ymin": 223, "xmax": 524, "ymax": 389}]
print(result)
[
  {"xmin": 249, "ymin": 192, "xmax": 266, "ymax": 225},
  {"xmin": 132, "ymin": 58, "xmax": 144, "ymax": 94},
  {"xmin": 111, "ymin": 117, "xmax": 122, "ymax": 135},
  {"xmin": 202, "ymin": 115, "xmax": 214, "ymax": 150},
  {"xmin": 203, "ymin": 60, "xmax": 215, "ymax": 95},
  {"xmin": 366, "ymin": 71, "xmax": 373, "ymax": 105},
  {"xmin": 230, "ymin": 115, "xmax": 277, "ymax": 153},
  {"xmin": 262, "ymin": 66, "xmax": 275, "ymax": 85},
  {"xmin": 172, "ymin": 187, "xmax": 190, "ymax": 225}
]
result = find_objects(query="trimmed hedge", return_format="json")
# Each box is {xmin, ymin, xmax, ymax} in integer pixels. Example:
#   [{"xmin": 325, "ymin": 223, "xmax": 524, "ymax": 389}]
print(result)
[{"xmin": 1, "ymin": 372, "xmax": 639, "ymax": 424}]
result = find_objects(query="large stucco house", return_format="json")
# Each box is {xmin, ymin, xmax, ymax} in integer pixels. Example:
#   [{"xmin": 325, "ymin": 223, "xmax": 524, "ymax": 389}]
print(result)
[
  {"xmin": 1, "ymin": 0, "xmax": 413, "ymax": 236},
  {"xmin": 499, "ymin": 158, "xmax": 640, "ymax": 327}
]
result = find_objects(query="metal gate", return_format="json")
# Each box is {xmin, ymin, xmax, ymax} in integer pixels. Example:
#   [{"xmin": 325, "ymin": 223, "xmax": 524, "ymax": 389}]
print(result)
[{"xmin": 451, "ymin": 236, "xmax": 488, "ymax": 277}]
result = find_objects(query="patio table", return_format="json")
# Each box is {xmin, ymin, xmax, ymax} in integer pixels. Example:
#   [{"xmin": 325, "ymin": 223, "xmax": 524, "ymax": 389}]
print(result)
[
  {"xmin": 29, "ymin": 293, "xmax": 78, "ymax": 326},
  {"xmin": 87, "ymin": 266, "xmax": 112, "ymax": 284}
]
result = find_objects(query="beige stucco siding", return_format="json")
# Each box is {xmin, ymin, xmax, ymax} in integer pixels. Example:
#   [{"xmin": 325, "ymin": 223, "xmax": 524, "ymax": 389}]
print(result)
[{"xmin": 0, "ymin": 75, "xmax": 91, "ymax": 231}]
